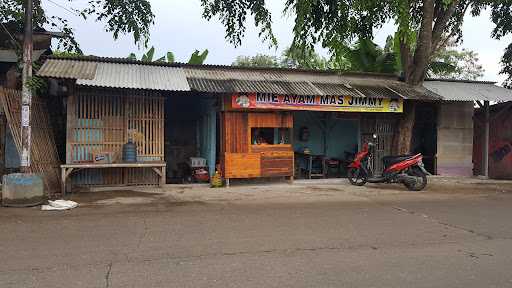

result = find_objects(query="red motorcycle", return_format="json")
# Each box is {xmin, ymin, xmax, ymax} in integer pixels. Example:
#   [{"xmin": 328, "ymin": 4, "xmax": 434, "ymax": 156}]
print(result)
[{"xmin": 347, "ymin": 136, "xmax": 429, "ymax": 191}]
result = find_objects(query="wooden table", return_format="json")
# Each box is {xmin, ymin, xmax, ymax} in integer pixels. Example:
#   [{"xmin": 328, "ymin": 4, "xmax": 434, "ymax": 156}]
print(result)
[
  {"xmin": 295, "ymin": 153, "xmax": 326, "ymax": 179},
  {"xmin": 60, "ymin": 162, "xmax": 166, "ymax": 195}
]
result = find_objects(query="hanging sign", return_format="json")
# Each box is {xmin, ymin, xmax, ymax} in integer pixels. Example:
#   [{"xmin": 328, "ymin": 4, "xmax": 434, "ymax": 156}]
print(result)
[
  {"xmin": 231, "ymin": 93, "xmax": 403, "ymax": 113},
  {"xmin": 21, "ymin": 105, "xmax": 30, "ymax": 126}
]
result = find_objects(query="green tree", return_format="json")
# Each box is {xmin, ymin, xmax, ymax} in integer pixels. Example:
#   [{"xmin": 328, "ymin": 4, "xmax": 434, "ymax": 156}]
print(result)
[
  {"xmin": 232, "ymin": 54, "xmax": 280, "ymax": 67},
  {"xmin": 430, "ymin": 48, "xmax": 484, "ymax": 80},
  {"xmin": 281, "ymin": 47, "xmax": 338, "ymax": 70},
  {"xmin": 234, "ymin": 38, "xmax": 481, "ymax": 80},
  {"xmin": 200, "ymin": 0, "xmax": 512, "ymax": 86},
  {"xmin": 336, "ymin": 39, "xmax": 397, "ymax": 74},
  {"xmin": 232, "ymin": 48, "xmax": 337, "ymax": 69},
  {"xmin": 1, "ymin": 0, "xmax": 154, "ymax": 53},
  {"xmin": 344, "ymin": 36, "xmax": 485, "ymax": 80},
  {"xmin": 502, "ymin": 46, "xmax": 512, "ymax": 88}
]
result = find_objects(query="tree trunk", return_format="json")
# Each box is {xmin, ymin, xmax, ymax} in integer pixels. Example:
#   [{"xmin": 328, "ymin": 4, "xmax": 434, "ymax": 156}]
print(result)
[
  {"xmin": 398, "ymin": 101, "xmax": 417, "ymax": 154},
  {"xmin": 405, "ymin": 0, "xmax": 435, "ymax": 86},
  {"xmin": 398, "ymin": 0, "xmax": 434, "ymax": 153}
]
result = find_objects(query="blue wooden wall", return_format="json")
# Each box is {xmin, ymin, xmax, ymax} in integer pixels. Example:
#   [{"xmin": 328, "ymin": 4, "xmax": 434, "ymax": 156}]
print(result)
[
  {"xmin": 293, "ymin": 111, "xmax": 359, "ymax": 159},
  {"xmin": 197, "ymin": 96, "xmax": 217, "ymax": 176}
]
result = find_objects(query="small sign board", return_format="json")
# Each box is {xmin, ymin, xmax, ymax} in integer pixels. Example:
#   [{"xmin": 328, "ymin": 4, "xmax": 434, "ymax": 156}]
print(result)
[{"xmin": 21, "ymin": 105, "xmax": 30, "ymax": 127}]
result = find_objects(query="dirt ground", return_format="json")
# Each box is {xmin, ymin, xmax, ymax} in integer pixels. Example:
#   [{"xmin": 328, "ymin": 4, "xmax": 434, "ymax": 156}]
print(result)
[{"xmin": 66, "ymin": 176, "xmax": 512, "ymax": 206}]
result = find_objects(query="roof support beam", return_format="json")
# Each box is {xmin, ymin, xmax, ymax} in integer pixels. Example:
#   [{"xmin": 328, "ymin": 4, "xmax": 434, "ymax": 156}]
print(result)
[{"xmin": 482, "ymin": 100, "xmax": 490, "ymax": 178}]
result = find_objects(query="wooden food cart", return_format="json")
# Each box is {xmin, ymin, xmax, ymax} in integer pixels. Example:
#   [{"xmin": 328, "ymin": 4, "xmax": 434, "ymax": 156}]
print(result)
[{"xmin": 221, "ymin": 110, "xmax": 294, "ymax": 185}]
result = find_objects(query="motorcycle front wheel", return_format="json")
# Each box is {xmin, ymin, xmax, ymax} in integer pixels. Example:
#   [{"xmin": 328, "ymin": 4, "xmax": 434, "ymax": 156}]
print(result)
[
  {"xmin": 404, "ymin": 167, "xmax": 428, "ymax": 191},
  {"xmin": 347, "ymin": 168, "xmax": 367, "ymax": 186}
]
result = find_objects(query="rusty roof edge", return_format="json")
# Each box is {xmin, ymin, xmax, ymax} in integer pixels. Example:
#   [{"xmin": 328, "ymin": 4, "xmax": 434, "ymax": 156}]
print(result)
[{"xmin": 425, "ymin": 78, "xmax": 497, "ymax": 85}]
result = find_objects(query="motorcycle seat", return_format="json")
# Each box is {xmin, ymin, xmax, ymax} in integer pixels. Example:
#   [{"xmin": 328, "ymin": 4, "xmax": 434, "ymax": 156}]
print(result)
[{"xmin": 382, "ymin": 155, "xmax": 415, "ymax": 168}]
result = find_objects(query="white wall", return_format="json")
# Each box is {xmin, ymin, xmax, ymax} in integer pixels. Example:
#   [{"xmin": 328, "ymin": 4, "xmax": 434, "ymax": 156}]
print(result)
[{"xmin": 437, "ymin": 102, "xmax": 474, "ymax": 176}]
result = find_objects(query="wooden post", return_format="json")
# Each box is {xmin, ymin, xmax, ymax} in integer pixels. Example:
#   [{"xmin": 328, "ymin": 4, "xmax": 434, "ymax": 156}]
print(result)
[
  {"xmin": 20, "ymin": 0, "xmax": 33, "ymax": 172},
  {"xmin": 208, "ymin": 99, "xmax": 216, "ymax": 176},
  {"xmin": 61, "ymin": 167, "xmax": 67, "ymax": 196},
  {"xmin": 66, "ymin": 84, "xmax": 75, "ymax": 164},
  {"xmin": 483, "ymin": 100, "xmax": 490, "ymax": 178},
  {"xmin": 161, "ymin": 166, "xmax": 166, "ymax": 186}
]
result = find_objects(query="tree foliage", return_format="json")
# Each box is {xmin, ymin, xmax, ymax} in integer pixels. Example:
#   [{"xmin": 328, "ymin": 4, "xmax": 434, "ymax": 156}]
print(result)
[
  {"xmin": 201, "ymin": 0, "xmax": 512, "ymax": 86},
  {"xmin": 281, "ymin": 47, "xmax": 338, "ymax": 70},
  {"xmin": 430, "ymin": 47, "xmax": 484, "ymax": 80},
  {"xmin": 233, "ymin": 38, "xmax": 484, "ymax": 81},
  {"xmin": 503, "ymin": 44, "xmax": 512, "ymax": 88},
  {"xmin": 0, "ymin": 0, "xmax": 154, "ymax": 53},
  {"xmin": 232, "ymin": 47, "xmax": 335, "ymax": 69},
  {"xmin": 233, "ymin": 54, "xmax": 280, "ymax": 68}
]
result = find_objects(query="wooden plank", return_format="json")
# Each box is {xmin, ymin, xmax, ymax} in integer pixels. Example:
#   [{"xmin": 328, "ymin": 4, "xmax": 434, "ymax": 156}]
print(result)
[
  {"xmin": 248, "ymin": 112, "xmax": 293, "ymax": 128},
  {"xmin": 62, "ymin": 162, "xmax": 166, "ymax": 168},
  {"xmin": 223, "ymin": 112, "xmax": 249, "ymax": 153},
  {"xmin": 251, "ymin": 145, "xmax": 293, "ymax": 153},
  {"xmin": 224, "ymin": 153, "xmax": 261, "ymax": 178},
  {"xmin": 260, "ymin": 154, "xmax": 294, "ymax": 177},
  {"xmin": 260, "ymin": 151, "xmax": 294, "ymax": 158}
]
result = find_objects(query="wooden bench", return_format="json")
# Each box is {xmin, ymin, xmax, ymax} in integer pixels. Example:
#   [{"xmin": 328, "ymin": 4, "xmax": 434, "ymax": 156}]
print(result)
[{"xmin": 60, "ymin": 162, "xmax": 166, "ymax": 195}]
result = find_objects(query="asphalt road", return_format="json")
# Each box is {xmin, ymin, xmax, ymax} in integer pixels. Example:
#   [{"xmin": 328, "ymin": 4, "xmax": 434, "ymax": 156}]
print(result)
[{"xmin": 1, "ymin": 186, "xmax": 512, "ymax": 287}]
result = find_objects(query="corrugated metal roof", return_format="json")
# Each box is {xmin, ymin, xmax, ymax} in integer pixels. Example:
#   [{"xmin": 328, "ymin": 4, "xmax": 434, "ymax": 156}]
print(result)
[
  {"xmin": 184, "ymin": 67, "xmax": 351, "ymax": 84},
  {"xmin": 388, "ymin": 83, "xmax": 443, "ymax": 100},
  {"xmin": 187, "ymin": 78, "xmax": 232, "ymax": 93},
  {"xmin": 184, "ymin": 67, "xmax": 410, "ymax": 99},
  {"xmin": 38, "ymin": 59, "xmax": 97, "ymax": 80},
  {"xmin": 48, "ymin": 56, "xmax": 512, "ymax": 101},
  {"xmin": 77, "ymin": 62, "xmax": 190, "ymax": 91},
  {"xmin": 311, "ymin": 83, "xmax": 364, "ymax": 98},
  {"xmin": 38, "ymin": 59, "xmax": 190, "ymax": 91},
  {"xmin": 187, "ymin": 78, "xmax": 321, "ymax": 95},
  {"xmin": 352, "ymin": 85, "xmax": 401, "ymax": 99},
  {"xmin": 423, "ymin": 81, "xmax": 512, "ymax": 102}
]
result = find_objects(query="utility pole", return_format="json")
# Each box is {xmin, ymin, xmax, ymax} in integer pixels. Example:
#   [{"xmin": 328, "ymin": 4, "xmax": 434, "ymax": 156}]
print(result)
[{"xmin": 21, "ymin": 0, "xmax": 33, "ymax": 172}]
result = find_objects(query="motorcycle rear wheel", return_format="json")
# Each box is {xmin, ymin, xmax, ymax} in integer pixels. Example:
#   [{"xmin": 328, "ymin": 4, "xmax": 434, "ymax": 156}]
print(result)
[
  {"xmin": 404, "ymin": 167, "xmax": 428, "ymax": 191},
  {"xmin": 347, "ymin": 168, "xmax": 367, "ymax": 186}
]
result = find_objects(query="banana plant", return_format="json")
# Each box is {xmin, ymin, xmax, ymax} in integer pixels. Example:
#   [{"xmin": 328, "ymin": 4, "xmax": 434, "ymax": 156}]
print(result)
[
  {"xmin": 127, "ymin": 48, "xmax": 207, "ymax": 64},
  {"xmin": 141, "ymin": 47, "xmax": 155, "ymax": 62},
  {"xmin": 188, "ymin": 49, "xmax": 209, "ymax": 65}
]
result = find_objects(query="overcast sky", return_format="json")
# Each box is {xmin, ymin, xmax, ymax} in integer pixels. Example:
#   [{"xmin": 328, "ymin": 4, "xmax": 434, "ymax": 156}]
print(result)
[{"xmin": 43, "ymin": 0, "xmax": 511, "ymax": 83}]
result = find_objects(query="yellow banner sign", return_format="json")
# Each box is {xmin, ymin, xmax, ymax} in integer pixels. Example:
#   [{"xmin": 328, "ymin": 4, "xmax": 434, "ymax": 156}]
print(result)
[{"xmin": 232, "ymin": 93, "xmax": 403, "ymax": 113}]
